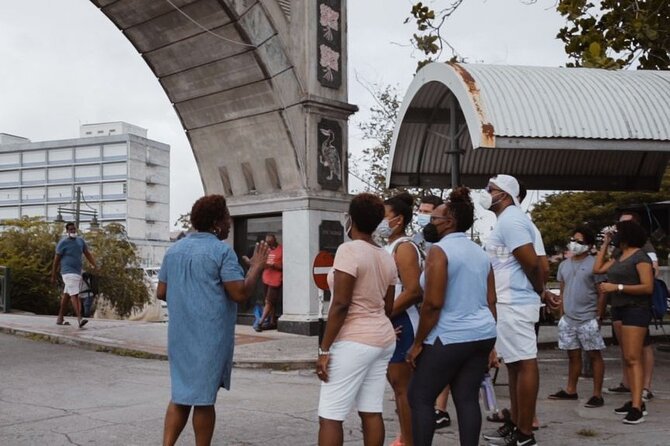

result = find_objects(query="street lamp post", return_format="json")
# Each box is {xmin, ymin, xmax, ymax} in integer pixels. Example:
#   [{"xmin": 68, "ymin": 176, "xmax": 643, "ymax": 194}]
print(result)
[{"xmin": 54, "ymin": 186, "xmax": 99, "ymax": 230}]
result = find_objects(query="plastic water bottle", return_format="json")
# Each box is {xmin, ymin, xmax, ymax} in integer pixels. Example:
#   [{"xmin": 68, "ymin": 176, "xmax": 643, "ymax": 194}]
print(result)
[{"xmin": 480, "ymin": 372, "xmax": 498, "ymax": 413}]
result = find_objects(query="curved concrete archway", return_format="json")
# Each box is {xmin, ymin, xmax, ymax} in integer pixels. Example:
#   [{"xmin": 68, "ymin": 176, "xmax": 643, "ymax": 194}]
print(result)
[
  {"xmin": 93, "ymin": 0, "xmax": 356, "ymax": 201},
  {"xmin": 92, "ymin": 0, "xmax": 358, "ymax": 334}
]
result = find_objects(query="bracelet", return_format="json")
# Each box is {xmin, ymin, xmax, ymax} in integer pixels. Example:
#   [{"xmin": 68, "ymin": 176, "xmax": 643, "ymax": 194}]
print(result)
[{"xmin": 318, "ymin": 347, "xmax": 330, "ymax": 356}]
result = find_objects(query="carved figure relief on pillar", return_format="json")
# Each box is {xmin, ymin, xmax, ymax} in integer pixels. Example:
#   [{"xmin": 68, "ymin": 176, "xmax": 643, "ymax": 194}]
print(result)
[
  {"xmin": 317, "ymin": 0, "xmax": 341, "ymax": 88},
  {"xmin": 317, "ymin": 119, "xmax": 342, "ymax": 190}
]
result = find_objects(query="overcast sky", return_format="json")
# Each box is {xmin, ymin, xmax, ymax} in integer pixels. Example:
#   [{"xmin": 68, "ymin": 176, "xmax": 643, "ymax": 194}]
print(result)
[{"xmin": 0, "ymin": 0, "xmax": 566, "ymax": 233}]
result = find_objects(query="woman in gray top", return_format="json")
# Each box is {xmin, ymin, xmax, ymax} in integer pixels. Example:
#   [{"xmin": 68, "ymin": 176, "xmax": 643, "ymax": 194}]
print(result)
[{"xmin": 594, "ymin": 220, "xmax": 654, "ymax": 425}]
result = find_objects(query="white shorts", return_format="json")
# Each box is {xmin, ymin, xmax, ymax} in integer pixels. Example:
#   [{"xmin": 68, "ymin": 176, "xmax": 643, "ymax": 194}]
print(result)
[
  {"xmin": 61, "ymin": 274, "xmax": 82, "ymax": 296},
  {"xmin": 558, "ymin": 317, "xmax": 606, "ymax": 351},
  {"xmin": 495, "ymin": 303, "xmax": 540, "ymax": 363},
  {"xmin": 318, "ymin": 340, "xmax": 394, "ymax": 421}
]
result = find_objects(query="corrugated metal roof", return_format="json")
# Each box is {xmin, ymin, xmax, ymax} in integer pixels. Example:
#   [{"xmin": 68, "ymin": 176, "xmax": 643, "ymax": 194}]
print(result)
[
  {"xmin": 387, "ymin": 63, "xmax": 670, "ymax": 191},
  {"xmin": 465, "ymin": 64, "xmax": 670, "ymax": 140}
]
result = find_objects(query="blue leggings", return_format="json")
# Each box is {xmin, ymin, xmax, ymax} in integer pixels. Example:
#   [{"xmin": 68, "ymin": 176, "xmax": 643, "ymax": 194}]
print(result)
[{"xmin": 408, "ymin": 337, "xmax": 496, "ymax": 446}]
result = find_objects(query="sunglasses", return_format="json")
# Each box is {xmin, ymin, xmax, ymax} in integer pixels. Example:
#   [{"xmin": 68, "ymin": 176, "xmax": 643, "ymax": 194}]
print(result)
[{"xmin": 485, "ymin": 185, "xmax": 503, "ymax": 194}]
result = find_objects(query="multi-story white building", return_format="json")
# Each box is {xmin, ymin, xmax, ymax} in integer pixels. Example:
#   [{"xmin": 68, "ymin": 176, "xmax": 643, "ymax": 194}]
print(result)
[{"xmin": 0, "ymin": 122, "xmax": 170, "ymax": 265}]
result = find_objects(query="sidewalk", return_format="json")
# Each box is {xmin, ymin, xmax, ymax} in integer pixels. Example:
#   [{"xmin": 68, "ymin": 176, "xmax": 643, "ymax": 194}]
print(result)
[
  {"xmin": 0, "ymin": 312, "xmax": 317, "ymax": 369},
  {"xmin": 0, "ymin": 312, "xmax": 668, "ymax": 369}
]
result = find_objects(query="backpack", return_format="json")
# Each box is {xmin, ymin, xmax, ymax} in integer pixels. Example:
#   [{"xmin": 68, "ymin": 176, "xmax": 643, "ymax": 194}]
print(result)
[{"xmin": 651, "ymin": 278, "xmax": 669, "ymax": 324}]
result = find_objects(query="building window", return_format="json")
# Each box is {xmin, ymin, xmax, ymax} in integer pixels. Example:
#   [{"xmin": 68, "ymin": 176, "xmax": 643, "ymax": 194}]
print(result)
[
  {"xmin": 0, "ymin": 207, "xmax": 19, "ymax": 219},
  {"xmin": 48, "ymin": 166, "xmax": 72, "ymax": 183},
  {"xmin": 102, "ymin": 201, "xmax": 126, "ymax": 218},
  {"xmin": 75, "ymin": 164, "xmax": 101, "ymax": 180},
  {"xmin": 103, "ymin": 143, "xmax": 127, "ymax": 160},
  {"xmin": 75, "ymin": 146, "xmax": 101, "ymax": 161},
  {"xmin": 0, "ymin": 153, "xmax": 20, "ymax": 168},
  {"xmin": 0, "ymin": 188, "xmax": 19, "ymax": 203},
  {"xmin": 49, "ymin": 148, "xmax": 72, "ymax": 164},
  {"xmin": 103, "ymin": 182, "xmax": 125, "ymax": 199},
  {"xmin": 23, "ymin": 150, "xmax": 46, "ymax": 166},
  {"xmin": 22, "ymin": 168, "xmax": 46, "ymax": 184},
  {"xmin": 21, "ymin": 187, "xmax": 46, "ymax": 202},
  {"xmin": 48, "ymin": 185, "xmax": 73, "ymax": 202},
  {"xmin": 103, "ymin": 162, "xmax": 126, "ymax": 179},
  {"xmin": 21, "ymin": 205, "xmax": 45, "ymax": 218},
  {"xmin": 0, "ymin": 171, "xmax": 20, "ymax": 185},
  {"xmin": 80, "ymin": 184, "xmax": 100, "ymax": 200}
]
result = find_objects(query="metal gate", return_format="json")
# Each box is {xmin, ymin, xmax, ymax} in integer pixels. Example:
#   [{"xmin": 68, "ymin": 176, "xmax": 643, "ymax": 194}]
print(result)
[{"xmin": 0, "ymin": 266, "xmax": 10, "ymax": 313}]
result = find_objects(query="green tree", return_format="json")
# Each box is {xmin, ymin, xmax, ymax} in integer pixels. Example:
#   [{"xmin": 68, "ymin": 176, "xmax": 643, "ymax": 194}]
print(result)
[
  {"xmin": 557, "ymin": 0, "xmax": 670, "ymax": 69},
  {"xmin": 174, "ymin": 212, "xmax": 192, "ymax": 231},
  {"xmin": 0, "ymin": 219, "xmax": 150, "ymax": 317},
  {"xmin": 0, "ymin": 217, "xmax": 63, "ymax": 314},
  {"xmin": 531, "ymin": 167, "xmax": 670, "ymax": 259},
  {"xmin": 352, "ymin": 81, "xmax": 446, "ymax": 202},
  {"xmin": 84, "ymin": 223, "xmax": 150, "ymax": 318},
  {"xmin": 353, "ymin": 82, "xmax": 402, "ymax": 197}
]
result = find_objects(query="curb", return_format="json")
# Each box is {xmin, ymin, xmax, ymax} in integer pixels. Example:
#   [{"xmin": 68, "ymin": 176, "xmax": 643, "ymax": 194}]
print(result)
[
  {"xmin": 0, "ymin": 326, "xmax": 168, "ymax": 360},
  {"xmin": 0, "ymin": 326, "xmax": 315, "ymax": 370}
]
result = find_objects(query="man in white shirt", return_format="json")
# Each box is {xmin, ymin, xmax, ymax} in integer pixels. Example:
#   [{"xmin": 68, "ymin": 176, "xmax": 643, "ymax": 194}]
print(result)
[{"xmin": 481, "ymin": 175, "xmax": 543, "ymax": 446}]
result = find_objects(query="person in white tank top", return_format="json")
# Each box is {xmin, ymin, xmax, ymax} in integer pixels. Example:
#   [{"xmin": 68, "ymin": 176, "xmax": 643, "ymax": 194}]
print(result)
[{"xmin": 379, "ymin": 192, "xmax": 423, "ymax": 446}]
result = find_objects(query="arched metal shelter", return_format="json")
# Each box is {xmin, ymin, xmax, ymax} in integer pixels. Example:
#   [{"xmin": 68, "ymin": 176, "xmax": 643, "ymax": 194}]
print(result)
[{"xmin": 387, "ymin": 63, "xmax": 670, "ymax": 191}]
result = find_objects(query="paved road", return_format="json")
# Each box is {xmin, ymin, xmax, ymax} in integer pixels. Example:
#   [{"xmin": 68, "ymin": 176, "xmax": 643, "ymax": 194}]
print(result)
[{"xmin": 2, "ymin": 333, "xmax": 670, "ymax": 445}]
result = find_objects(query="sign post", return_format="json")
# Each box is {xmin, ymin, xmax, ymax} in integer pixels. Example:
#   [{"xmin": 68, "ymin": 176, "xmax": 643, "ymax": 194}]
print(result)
[{"xmin": 312, "ymin": 251, "xmax": 334, "ymax": 344}]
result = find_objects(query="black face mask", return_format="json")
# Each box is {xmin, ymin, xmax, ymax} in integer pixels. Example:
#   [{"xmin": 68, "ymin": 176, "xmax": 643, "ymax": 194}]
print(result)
[
  {"xmin": 423, "ymin": 223, "xmax": 441, "ymax": 243},
  {"xmin": 610, "ymin": 233, "xmax": 620, "ymax": 248}
]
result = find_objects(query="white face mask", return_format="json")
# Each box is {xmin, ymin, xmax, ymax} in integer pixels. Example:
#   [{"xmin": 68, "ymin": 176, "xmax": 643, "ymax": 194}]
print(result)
[
  {"xmin": 416, "ymin": 214, "xmax": 431, "ymax": 228},
  {"xmin": 67, "ymin": 232, "xmax": 77, "ymax": 239},
  {"xmin": 479, "ymin": 189, "xmax": 505, "ymax": 210},
  {"xmin": 567, "ymin": 241, "xmax": 589, "ymax": 255},
  {"xmin": 479, "ymin": 190, "xmax": 493, "ymax": 210},
  {"xmin": 375, "ymin": 219, "xmax": 393, "ymax": 239},
  {"xmin": 345, "ymin": 215, "xmax": 352, "ymax": 239}
]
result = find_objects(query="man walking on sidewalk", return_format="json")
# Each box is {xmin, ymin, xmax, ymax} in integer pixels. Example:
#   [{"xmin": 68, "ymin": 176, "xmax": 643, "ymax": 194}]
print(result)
[{"xmin": 51, "ymin": 222, "xmax": 97, "ymax": 328}]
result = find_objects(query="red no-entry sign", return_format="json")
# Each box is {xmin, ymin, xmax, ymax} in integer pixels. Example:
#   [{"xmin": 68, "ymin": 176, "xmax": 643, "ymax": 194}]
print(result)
[{"xmin": 312, "ymin": 251, "xmax": 334, "ymax": 291}]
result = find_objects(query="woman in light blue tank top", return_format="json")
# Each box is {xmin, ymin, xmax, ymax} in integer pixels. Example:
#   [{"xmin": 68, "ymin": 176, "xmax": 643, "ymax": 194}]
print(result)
[{"xmin": 406, "ymin": 187, "xmax": 497, "ymax": 446}]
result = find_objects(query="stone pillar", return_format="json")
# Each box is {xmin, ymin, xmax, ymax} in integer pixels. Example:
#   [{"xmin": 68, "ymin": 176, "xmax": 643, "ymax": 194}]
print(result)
[{"xmin": 279, "ymin": 206, "xmax": 347, "ymax": 334}]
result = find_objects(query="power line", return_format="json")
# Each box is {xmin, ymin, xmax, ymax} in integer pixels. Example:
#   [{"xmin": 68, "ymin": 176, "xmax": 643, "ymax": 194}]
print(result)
[{"xmin": 165, "ymin": 0, "xmax": 257, "ymax": 49}]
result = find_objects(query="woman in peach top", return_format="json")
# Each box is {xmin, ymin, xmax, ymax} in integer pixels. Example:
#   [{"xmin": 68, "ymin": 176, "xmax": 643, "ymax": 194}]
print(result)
[{"xmin": 316, "ymin": 193, "xmax": 397, "ymax": 446}]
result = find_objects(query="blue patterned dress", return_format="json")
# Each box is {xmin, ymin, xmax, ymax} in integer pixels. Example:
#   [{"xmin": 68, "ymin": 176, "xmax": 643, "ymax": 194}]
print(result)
[{"xmin": 158, "ymin": 232, "xmax": 244, "ymax": 405}]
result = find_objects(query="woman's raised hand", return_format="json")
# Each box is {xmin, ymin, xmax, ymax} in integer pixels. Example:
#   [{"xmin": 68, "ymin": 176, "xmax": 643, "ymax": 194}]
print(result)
[{"xmin": 250, "ymin": 241, "xmax": 270, "ymax": 269}]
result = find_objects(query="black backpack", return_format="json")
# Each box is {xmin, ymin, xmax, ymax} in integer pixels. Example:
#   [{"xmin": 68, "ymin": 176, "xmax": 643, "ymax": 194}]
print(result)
[{"xmin": 651, "ymin": 278, "xmax": 669, "ymax": 326}]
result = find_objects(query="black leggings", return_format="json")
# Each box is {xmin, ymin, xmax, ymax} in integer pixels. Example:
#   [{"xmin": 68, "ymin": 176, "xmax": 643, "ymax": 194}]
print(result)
[{"xmin": 408, "ymin": 337, "xmax": 496, "ymax": 446}]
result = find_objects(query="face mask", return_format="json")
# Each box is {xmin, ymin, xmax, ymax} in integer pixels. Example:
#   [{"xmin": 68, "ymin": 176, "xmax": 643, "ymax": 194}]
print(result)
[
  {"xmin": 375, "ymin": 219, "xmax": 393, "ymax": 239},
  {"xmin": 610, "ymin": 233, "xmax": 620, "ymax": 248},
  {"xmin": 423, "ymin": 223, "xmax": 441, "ymax": 243},
  {"xmin": 67, "ymin": 232, "xmax": 77, "ymax": 239},
  {"xmin": 479, "ymin": 191, "xmax": 493, "ymax": 210},
  {"xmin": 479, "ymin": 190, "xmax": 505, "ymax": 210},
  {"xmin": 416, "ymin": 214, "xmax": 431, "ymax": 228},
  {"xmin": 567, "ymin": 241, "xmax": 588, "ymax": 255}
]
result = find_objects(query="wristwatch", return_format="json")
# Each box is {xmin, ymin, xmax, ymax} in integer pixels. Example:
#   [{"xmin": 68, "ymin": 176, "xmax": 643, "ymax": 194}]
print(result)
[
  {"xmin": 318, "ymin": 347, "xmax": 330, "ymax": 356},
  {"xmin": 617, "ymin": 284, "xmax": 624, "ymax": 292}
]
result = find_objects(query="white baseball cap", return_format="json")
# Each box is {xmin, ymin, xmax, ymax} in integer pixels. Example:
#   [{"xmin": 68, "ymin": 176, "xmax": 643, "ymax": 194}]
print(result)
[{"xmin": 489, "ymin": 174, "xmax": 520, "ymax": 206}]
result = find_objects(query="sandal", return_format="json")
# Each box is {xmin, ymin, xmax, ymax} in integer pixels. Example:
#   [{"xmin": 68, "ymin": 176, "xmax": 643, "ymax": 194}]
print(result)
[
  {"xmin": 78, "ymin": 319, "xmax": 88, "ymax": 328},
  {"xmin": 56, "ymin": 321, "xmax": 70, "ymax": 326}
]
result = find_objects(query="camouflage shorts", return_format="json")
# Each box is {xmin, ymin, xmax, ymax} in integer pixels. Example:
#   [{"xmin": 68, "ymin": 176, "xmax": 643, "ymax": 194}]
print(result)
[{"xmin": 557, "ymin": 317, "xmax": 605, "ymax": 351}]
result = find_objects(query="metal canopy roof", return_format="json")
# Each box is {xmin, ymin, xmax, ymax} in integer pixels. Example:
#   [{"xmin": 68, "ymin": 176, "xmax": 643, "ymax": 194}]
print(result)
[{"xmin": 387, "ymin": 63, "xmax": 670, "ymax": 191}]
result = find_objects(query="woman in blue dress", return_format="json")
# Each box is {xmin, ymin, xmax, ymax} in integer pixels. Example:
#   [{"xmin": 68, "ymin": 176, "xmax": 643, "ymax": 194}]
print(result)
[{"xmin": 157, "ymin": 195, "xmax": 268, "ymax": 446}]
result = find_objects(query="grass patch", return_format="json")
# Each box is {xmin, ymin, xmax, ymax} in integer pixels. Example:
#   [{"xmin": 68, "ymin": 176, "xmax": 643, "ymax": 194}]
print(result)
[
  {"xmin": 95, "ymin": 346, "xmax": 165, "ymax": 360},
  {"xmin": 577, "ymin": 428, "xmax": 598, "ymax": 437}
]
